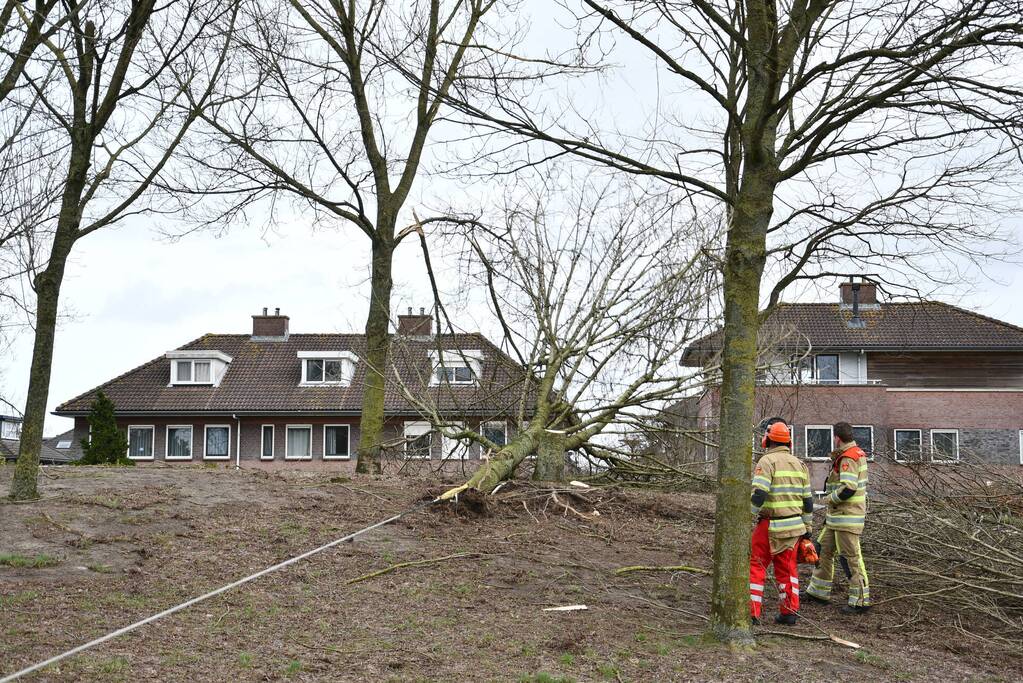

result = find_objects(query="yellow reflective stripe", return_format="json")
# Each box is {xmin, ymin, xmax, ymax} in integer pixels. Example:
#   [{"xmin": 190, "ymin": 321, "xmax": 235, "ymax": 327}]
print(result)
[{"xmin": 774, "ymin": 470, "xmax": 808, "ymax": 480}]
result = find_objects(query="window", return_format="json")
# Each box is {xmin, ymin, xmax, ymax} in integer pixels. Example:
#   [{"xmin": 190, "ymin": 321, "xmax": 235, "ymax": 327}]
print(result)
[
  {"xmin": 930, "ymin": 429, "xmax": 959, "ymax": 463},
  {"xmin": 404, "ymin": 421, "xmax": 433, "ymax": 459},
  {"xmin": 298, "ymin": 353, "xmax": 356, "ymax": 385},
  {"xmin": 56, "ymin": 440, "xmax": 72, "ymax": 449},
  {"xmin": 852, "ymin": 425, "xmax": 874, "ymax": 459},
  {"xmin": 127, "ymin": 426, "xmax": 154, "ymax": 461},
  {"xmin": 204, "ymin": 425, "xmax": 230, "ymax": 460},
  {"xmin": 441, "ymin": 422, "xmax": 469, "ymax": 460},
  {"xmin": 482, "ymin": 421, "xmax": 507, "ymax": 449},
  {"xmin": 173, "ymin": 360, "xmax": 213, "ymax": 385},
  {"xmin": 805, "ymin": 425, "xmax": 834, "ymax": 460},
  {"xmin": 286, "ymin": 425, "xmax": 312, "ymax": 460},
  {"xmin": 815, "ymin": 355, "xmax": 839, "ymax": 384},
  {"xmin": 323, "ymin": 425, "xmax": 351, "ymax": 460},
  {"xmin": 894, "ymin": 429, "xmax": 922, "ymax": 462},
  {"xmin": 1, "ymin": 420, "xmax": 21, "ymax": 439},
  {"xmin": 166, "ymin": 426, "xmax": 193, "ymax": 460},
  {"xmin": 261, "ymin": 425, "xmax": 274, "ymax": 460},
  {"xmin": 434, "ymin": 365, "xmax": 474, "ymax": 384}
]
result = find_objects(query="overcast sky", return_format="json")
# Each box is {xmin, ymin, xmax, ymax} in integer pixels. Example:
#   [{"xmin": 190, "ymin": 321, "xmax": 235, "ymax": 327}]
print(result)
[{"xmin": 2, "ymin": 2, "xmax": 1021, "ymax": 436}]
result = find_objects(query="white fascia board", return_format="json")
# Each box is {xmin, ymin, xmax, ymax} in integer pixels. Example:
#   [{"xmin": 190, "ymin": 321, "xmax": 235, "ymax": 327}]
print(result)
[
  {"xmin": 166, "ymin": 350, "xmax": 233, "ymax": 363},
  {"xmin": 429, "ymin": 349, "xmax": 483, "ymax": 364},
  {"xmin": 296, "ymin": 351, "xmax": 359, "ymax": 362}
]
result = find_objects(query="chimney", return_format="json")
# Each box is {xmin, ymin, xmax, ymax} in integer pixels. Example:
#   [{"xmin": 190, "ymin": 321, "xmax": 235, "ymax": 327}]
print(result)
[
  {"xmin": 398, "ymin": 306, "xmax": 432, "ymax": 337},
  {"xmin": 252, "ymin": 308, "xmax": 289, "ymax": 341},
  {"xmin": 840, "ymin": 280, "xmax": 877, "ymax": 305}
]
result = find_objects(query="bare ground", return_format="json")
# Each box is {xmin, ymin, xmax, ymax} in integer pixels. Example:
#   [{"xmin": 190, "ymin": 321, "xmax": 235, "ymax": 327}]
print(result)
[{"xmin": 0, "ymin": 466, "xmax": 1017, "ymax": 682}]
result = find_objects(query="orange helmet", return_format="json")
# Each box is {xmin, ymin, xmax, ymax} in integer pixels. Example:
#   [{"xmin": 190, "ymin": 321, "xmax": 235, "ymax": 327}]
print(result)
[{"xmin": 761, "ymin": 421, "xmax": 791, "ymax": 447}]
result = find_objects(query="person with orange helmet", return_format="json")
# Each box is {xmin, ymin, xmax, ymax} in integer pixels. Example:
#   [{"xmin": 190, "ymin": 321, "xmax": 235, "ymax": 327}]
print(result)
[{"xmin": 749, "ymin": 418, "xmax": 813, "ymax": 625}]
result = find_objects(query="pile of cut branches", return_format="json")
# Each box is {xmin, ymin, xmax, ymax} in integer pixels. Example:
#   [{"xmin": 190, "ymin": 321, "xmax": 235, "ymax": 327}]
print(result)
[{"xmin": 866, "ymin": 460, "xmax": 1023, "ymax": 650}]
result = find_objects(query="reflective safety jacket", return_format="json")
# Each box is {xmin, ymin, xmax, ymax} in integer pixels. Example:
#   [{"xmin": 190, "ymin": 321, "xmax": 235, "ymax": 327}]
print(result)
[
  {"xmin": 824, "ymin": 441, "xmax": 869, "ymax": 534},
  {"xmin": 751, "ymin": 446, "xmax": 813, "ymax": 539}
]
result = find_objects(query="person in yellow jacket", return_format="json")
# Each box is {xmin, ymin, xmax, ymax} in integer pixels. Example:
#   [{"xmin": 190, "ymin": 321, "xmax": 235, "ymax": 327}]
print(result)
[
  {"xmin": 750, "ymin": 419, "xmax": 813, "ymax": 625},
  {"xmin": 805, "ymin": 421, "xmax": 871, "ymax": 614}
]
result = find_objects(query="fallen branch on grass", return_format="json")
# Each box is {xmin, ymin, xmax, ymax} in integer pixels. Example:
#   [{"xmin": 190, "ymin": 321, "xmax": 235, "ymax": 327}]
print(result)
[
  {"xmin": 345, "ymin": 552, "xmax": 480, "ymax": 585},
  {"xmin": 614, "ymin": 564, "xmax": 711, "ymax": 576}
]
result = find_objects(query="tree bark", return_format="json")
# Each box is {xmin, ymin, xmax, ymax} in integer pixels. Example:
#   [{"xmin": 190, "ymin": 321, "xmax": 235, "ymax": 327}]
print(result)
[
  {"xmin": 531, "ymin": 431, "xmax": 566, "ymax": 482},
  {"xmin": 707, "ymin": 169, "xmax": 774, "ymax": 643},
  {"xmin": 9, "ymin": 144, "xmax": 87, "ymax": 499},
  {"xmin": 356, "ymin": 231, "xmax": 394, "ymax": 475}
]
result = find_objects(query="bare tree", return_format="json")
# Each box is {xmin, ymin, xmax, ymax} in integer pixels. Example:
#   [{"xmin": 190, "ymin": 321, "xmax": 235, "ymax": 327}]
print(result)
[
  {"xmin": 439, "ymin": 0, "xmax": 1023, "ymax": 641},
  {"xmin": 390, "ymin": 170, "xmax": 719, "ymax": 491},
  {"xmin": 5, "ymin": 0, "xmax": 236, "ymax": 500},
  {"xmin": 173, "ymin": 0, "xmax": 568, "ymax": 473}
]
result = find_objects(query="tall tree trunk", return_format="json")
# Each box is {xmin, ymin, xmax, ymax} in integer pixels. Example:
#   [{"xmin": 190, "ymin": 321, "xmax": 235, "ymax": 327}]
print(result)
[
  {"xmin": 706, "ymin": 171, "xmax": 773, "ymax": 643},
  {"xmin": 532, "ymin": 431, "xmax": 565, "ymax": 482},
  {"xmin": 9, "ymin": 141, "xmax": 88, "ymax": 500},
  {"xmin": 356, "ymin": 233, "xmax": 394, "ymax": 474},
  {"xmin": 9, "ymin": 265, "xmax": 65, "ymax": 499}
]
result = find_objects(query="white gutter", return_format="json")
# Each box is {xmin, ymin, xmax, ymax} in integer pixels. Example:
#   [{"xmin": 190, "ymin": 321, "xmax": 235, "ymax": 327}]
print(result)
[{"xmin": 233, "ymin": 414, "xmax": 240, "ymax": 470}]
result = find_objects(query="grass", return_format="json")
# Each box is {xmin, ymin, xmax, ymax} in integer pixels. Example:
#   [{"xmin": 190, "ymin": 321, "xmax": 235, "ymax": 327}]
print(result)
[
  {"xmin": 598, "ymin": 664, "xmax": 620, "ymax": 680},
  {"xmin": 855, "ymin": 649, "xmax": 892, "ymax": 670},
  {"xmin": 0, "ymin": 553, "xmax": 58, "ymax": 568},
  {"xmin": 238, "ymin": 652, "xmax": 254, "ymax": 668},
  {"xmin": 284, "ymin": 659, "xmax": 303, "ymax": 676},
  {"xmin": 559, "ymin": 653, "xmax": 575, "ymax": 666},
  {"xmin": 518, "ymin": 674, "xmax": 575, "ymax": 683}
]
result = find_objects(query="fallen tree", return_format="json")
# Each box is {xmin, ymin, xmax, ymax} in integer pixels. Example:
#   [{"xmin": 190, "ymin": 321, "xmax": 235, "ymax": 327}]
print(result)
[
  {"xmin": 866, "ymin": 458, "xmax": 1023, "ymax": 650},
  {"xmin": 393, "ymin": 170, "xmax": 720, "ymax": 491}
]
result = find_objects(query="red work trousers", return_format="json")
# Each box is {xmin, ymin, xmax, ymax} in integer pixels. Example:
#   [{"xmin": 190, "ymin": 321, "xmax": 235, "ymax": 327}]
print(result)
[{"xmin": 749, "ymin": 518, "xmax": 799, "ymax": 619}]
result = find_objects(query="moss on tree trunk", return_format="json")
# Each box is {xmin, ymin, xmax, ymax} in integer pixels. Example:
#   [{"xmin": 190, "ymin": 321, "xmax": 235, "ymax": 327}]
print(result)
[
  {"xmin": 706, "ymin": 168, "xmax": 773, "ymax": 644},
  {"xmin": 531, "ymin": 431, "xmax": 566, "ymax": 482},
  {"xmin": 356, "ymin": 235, "xmax": 394, "ymax": 475}
]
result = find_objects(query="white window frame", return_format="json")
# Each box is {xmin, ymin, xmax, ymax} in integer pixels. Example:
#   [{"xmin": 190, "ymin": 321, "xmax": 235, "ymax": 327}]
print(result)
[
  {"xmin": 929, "ymin": 429, "xmax": 960, "ymax": 464},
  {"xmin": 285, "ymin": 424, "xmax": 313, "ymax": 460},
  {"xmin": 165, "ymin": 425, "xmax": 194, "ymax": 461},
  {"xmin": 893, "ymin": 429, "xmax": 923, "ymax": 463},
  {"xmin": 428, "ymin": 350, "xmax": 483, "ymax": 387},
  {"xmin": 852, "ymin": 425, "xmax": 875, "ymax": 461},
  {"xmin": 440, "ymin": 422, "xmax": 469, "ymax": 460},
  {"xmin": 297, "ymin": 351, "xmax": 357, "ymax": 386},
  {"xmin": 404, "ymin": 421, "xmax": 433, "ymax": 459},
  {"xmin": 322, "ymin": 424, "xmax": 351, "ymax": 460},
  {"xmin": 260, "ymin": 424, "xmax": 275, "ymax": 461},
  {"xmin": 203, "ymin": 424, "xmax": 231, "ymax": 461},
  {"xmin": 433, "ymin": 365, "xmax": 475, "ymax": 385},
  {"xmin": 172, "ymin": 359, "xmax": 214, "ymax": 386},
  {"xmin": 804, "ymin": 425, "xmax": 834, "ymax": 462},
  {"xmin": 126, "ymin": 425, "xmax": 155, "ymax": 461}
]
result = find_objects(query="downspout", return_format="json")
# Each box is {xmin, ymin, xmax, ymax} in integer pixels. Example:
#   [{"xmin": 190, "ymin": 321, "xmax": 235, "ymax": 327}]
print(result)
[{"xmin": 233, "ymin": 414, "xmax": 240, "ymax": 470}]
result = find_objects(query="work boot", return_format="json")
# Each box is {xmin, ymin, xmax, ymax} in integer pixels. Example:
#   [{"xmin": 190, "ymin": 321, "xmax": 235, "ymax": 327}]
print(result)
[
  {"xmin": 750, "ymin": 617, "xmax": 761, "ymax": 626},
  {"xmin": 840, "ymin": 605, "xmax": 871, "ymax": 616},
  {"xmin": 774, "ymin": 613, "xmax": 798, "ymax": 626},
  {"xmin": 802, "ymin": 592, "xmax": 830, "ymax": 605}
]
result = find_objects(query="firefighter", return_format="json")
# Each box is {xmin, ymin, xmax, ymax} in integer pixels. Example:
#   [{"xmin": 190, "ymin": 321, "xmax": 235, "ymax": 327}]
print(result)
[
  {"xmin": 750, "ymin": 420, "xmax": 814, "ymax": 625},
  {"xmin": 805, "ymin": 421, "xmax": 871, "ymax": 614}
]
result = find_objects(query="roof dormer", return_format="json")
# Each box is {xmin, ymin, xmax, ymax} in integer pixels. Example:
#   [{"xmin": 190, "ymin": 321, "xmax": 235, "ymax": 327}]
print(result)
[
  {"xmin": 166, "ymin": 350, "xmax": 232, "ymax": 387},
  {"xmin": 429, "ymin": 349, "xmax": 482, "ymax": 386},
  {"xmin": 298, "ymin": 351, "xmax": 358, "ymax": 386}
]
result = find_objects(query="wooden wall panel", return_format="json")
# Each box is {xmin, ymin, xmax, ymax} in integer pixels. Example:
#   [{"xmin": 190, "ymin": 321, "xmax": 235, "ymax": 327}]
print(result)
[{"xmin": 867, "ymin": 352, "xmax": 1023, "ymax": 388}]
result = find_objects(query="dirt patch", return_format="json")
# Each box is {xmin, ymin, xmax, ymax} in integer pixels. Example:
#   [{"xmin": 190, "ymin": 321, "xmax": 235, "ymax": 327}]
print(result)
[{"xmin": 0, "ymin": 466, "xmax": 1018, "ymax": 682}]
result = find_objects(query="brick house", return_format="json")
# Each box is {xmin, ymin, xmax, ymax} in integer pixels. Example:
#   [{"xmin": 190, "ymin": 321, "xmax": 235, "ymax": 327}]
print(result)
[
  {"xmin": 54, "ymin": 309, "xmax": 529, "ymax": 470},
  {"xmin": 682, "ymin": 281, "xmax": 1023, "ymax": 484}
]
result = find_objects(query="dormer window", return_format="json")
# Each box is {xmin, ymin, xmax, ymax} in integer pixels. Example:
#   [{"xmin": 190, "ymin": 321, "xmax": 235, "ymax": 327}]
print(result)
[
  {"xmin": 166, "ymin": 350, "xmax": 232, "ymax": 386},
  {"xmin": 429, "ymin": 350, "xmax": 483, "ymax": 386},
  {"xmin": 298, "ymin": 351, "xmax": 357, "ymax": 386},
  {"xmin": 175, "ymin": 360, "xmax": 211, "ymax": 384}
]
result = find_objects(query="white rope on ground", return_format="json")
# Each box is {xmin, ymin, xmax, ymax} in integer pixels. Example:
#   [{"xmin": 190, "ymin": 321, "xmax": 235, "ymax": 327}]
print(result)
[{"xmin": 0, "ymin": 497, "xmax": 441, "ymax": 682}]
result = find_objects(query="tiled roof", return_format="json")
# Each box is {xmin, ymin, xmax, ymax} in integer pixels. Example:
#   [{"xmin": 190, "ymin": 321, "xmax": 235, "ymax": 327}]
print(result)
[
  {"xmin": 683, "ymin": 302, "xmax": 1023, "ymax": 364},
  {"xmin": 55, "ymin": 333, "xmax": 532, "ymax": 416},
  {"xmin": 1, "ymin": 439, "xmax": 74, "ymax": 464}
]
